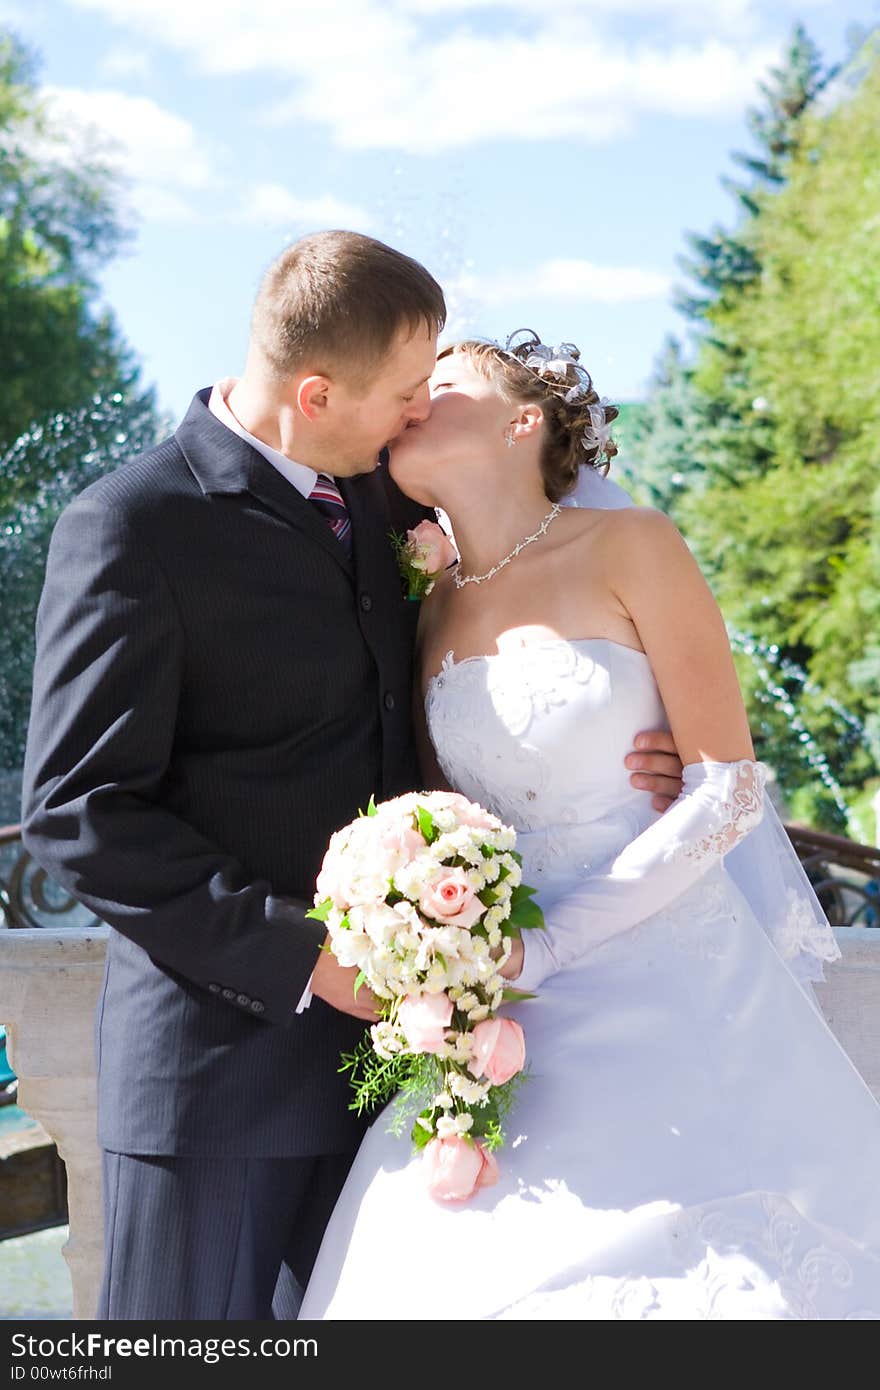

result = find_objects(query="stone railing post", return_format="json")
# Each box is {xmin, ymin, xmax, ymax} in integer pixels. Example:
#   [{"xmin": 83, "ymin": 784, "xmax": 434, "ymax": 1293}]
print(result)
[
  {"xmin": 0, "ymin": 928, "xmax": 108, "ymax": 1320},
  {"xmin": 814, "ymin": 928, "xmax": 880, "ymax": 1103}
]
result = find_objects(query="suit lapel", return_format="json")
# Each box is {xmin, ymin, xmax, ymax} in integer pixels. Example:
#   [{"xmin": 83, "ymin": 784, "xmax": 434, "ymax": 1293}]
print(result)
[
  {"xmin": 244, "ymin": 455, "xmax": 355, "ymax": 580},
  {"xmin": 176, "ymin": 390, "xmax": 354, "ymax": 581}
]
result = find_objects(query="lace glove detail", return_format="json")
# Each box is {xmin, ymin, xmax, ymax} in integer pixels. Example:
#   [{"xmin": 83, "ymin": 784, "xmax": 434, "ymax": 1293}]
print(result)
[{"xmin": 517, "ymin": 759, "xmax": 767, "ymax": 994}]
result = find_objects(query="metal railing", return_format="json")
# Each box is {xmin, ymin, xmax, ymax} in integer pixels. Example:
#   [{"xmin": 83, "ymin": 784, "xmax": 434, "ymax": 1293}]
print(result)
[
  {"xmin": 786, "ymin": 823, "xmax": 880, "ymax": 929},
  {"xmin": 1, "ymin": 819, "xmax": 878, "ymax": 931},
  {"xmin": 0, "ymin": 825, "xmax": 101, "ymax": 930}
]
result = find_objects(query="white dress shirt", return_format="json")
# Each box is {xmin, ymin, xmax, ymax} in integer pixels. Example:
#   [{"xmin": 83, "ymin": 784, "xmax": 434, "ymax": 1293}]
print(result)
[{"xmin": 208, "ymin": 379, "xmax": 319, "ymax": 498}]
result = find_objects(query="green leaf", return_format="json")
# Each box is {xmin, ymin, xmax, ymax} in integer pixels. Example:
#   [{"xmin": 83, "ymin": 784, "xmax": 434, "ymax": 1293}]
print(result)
[
  {"xmin": 353, "ymin": 970, "xmax": 368, "ymax": 999},
  {"xmin": 509, "ymin": 883, "xmax": 539, "ymax": 905},
  {"xmin": 367, "ymin": 794, "xmax": 378, "ymax": 818},
  {"xmin": 508, "ymin": 898, "xmax": 545, "ymax": 931},
  {"xmin": 501, "ymin": 987, "xmax": 538, "ymax": 1003},
  {"xmin": 410, "ymin": 1114, "xmax": 436, "ymax": 1150},
  {"xmin": 305, "ymin": 899, "xmax": 331, "ymax": 922},
  {"xmin": 416, "ymin": 804, "xmax": 436, "ymax": 843}
]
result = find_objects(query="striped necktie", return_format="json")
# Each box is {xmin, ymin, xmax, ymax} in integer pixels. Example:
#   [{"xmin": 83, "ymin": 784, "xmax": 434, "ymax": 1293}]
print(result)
[{"xmin": 308, "ymin": 472, "xmax": 353, "ymax": 559}]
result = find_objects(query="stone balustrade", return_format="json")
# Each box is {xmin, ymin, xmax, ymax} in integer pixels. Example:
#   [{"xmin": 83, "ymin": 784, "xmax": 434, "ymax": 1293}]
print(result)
[
  {"xmin": 1, "ymin": 922, "xmax": 879, "ymax": 1319},
  {"xmin": 0, "ymin": 927, "xmax": 108, "ymax": 1319}
]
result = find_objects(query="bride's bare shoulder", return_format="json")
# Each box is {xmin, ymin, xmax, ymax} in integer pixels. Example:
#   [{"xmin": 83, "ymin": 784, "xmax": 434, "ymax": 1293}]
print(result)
[{"xmin": 562, "ymin": 504, "xmax": 683, "ymax": 553}]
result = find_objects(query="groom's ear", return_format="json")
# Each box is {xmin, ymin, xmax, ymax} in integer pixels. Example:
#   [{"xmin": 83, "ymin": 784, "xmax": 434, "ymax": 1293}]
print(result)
[{"xmin": 296, "ymin": 375, "xmax": 331, "ymax": 422}]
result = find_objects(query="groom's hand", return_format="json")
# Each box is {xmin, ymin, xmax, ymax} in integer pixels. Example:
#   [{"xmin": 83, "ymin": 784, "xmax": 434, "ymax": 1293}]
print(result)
[
  {"xmin": 625, "ymin": 730, "xmax": 683, "ymax": 813},
  {"xmin": 310, "ymin": 943, "xmax": 381, "ymax": 1021}
]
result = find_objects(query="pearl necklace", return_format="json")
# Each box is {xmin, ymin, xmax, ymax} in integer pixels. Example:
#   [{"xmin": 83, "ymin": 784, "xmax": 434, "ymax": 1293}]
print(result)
[{"xmin": 453, "ymin": 503, "xmax": 562, "ymax": 588}]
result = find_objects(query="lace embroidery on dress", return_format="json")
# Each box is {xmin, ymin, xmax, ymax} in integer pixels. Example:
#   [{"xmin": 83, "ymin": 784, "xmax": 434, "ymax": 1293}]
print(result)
[
  {"xmin": 425, "ymin": 645, "xmax": 600, "ymax": 833},
  {"xmin": 663, "ymin": 760, "xmax": 767, "ymax": 865},
  {"xmin": 494, "ymin": 1192, "xmax": 879, "ymax": 1320},
  {"xmin": 772, "ymin": 887, "xmax": 842, "ymax": 983}
]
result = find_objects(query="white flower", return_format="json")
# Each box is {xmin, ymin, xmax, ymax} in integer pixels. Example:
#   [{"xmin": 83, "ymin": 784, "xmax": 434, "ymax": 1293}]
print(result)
[
  {"xmin": 423, "ymin": 960, "xmax": 450, "ymax": 993},
  {"xmin": 455, "ymin": 1112, "xmax": 474, "ymax": 1134},
  {"xmin": 330, "ymin": 928, "xmax": 372, "ymax": 970},
  {"xmin": 488, "ymin": 927, "xmax": 503, "ymax": 949},
  {"xmin": 416, "ymin": 1116, "xmax": 434, "ymax": 1133},
  {"xmin": 436, "ymin": 1115, "xmax": 459, "ymax": 1139},
  {"xmin": 457, "ymin": 992, "xmax": 479, "ymax": 1013},
  {"xmin": 467, "ymin": 1004, "xmax": 490, "ymax": 1022},
  {"xmin": 449, "ymin": 1072, "xmax": 491, "ymax": 1104},
  {"xmin": 370, "ymin": 1021, "xmax": 404, "ymax": 1059}
]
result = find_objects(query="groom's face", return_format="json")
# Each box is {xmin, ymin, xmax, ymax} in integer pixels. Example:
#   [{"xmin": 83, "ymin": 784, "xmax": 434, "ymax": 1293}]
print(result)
[{"xmin": 324, "ymin": 321, "xmax": 437, "ymax": 476}]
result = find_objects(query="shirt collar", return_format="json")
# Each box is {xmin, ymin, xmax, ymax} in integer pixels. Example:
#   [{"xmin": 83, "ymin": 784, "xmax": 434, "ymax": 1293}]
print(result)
[{"xmin": 208, "ymin": 378, "xmax": 320, "ymax": 500}]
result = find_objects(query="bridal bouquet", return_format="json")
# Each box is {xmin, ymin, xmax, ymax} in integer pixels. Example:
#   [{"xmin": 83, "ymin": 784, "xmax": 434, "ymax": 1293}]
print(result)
[{"xmin": 307, "ymin": 790, "xmax": 545, "ymax": 1202}]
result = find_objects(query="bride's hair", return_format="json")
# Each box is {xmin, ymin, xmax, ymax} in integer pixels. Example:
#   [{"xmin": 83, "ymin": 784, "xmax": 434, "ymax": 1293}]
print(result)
[{"xmin": 437, "ymin": 330, "xmax": 619, "ymax": 502}]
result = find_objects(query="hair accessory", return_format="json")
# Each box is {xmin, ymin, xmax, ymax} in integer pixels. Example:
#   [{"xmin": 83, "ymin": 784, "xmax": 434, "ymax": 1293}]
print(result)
[{"xmin": 498, "ymin": 330, "xmax": 616, "ymax": 460}]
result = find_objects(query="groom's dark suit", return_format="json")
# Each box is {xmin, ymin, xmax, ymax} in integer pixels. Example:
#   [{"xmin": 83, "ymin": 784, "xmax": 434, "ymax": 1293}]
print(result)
[{"xmin": 21, "ymin": 390, "xmax": 429, "ymax": 1316}]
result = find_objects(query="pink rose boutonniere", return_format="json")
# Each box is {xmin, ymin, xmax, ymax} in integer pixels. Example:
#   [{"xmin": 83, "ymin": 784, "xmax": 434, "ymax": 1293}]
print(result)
[{"xmin": 391, "ymin": 519, "xmax": 458, "ymax": 600}]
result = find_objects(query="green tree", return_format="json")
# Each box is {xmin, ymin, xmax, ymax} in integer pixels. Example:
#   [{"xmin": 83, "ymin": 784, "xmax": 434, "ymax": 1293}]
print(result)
[
  {"xmin": 680, "ymin": 38, "xmax": 880, "ymax": 825},
  {"xmin": 0, "ymin": 393, "xmax": 162, "ymax": 769},
  {"xmin": 0, "ymin": 28, "xmax": 164, "ymax": 770},
  {"xmin": 0, "ymin": 29, "xmax": 155, "ymax": 485}
]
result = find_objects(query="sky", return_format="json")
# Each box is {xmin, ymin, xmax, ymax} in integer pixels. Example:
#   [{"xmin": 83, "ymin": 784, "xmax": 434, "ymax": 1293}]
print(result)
[{"xmin": 3, "ymin": 0, "xmax": 879, "ymax": 420}]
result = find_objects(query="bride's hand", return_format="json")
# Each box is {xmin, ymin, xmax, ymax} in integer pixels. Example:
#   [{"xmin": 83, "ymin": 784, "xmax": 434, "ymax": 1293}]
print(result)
[{"xmin": 497, "ymin": 936, "xmax": 524, "ymax": 981}]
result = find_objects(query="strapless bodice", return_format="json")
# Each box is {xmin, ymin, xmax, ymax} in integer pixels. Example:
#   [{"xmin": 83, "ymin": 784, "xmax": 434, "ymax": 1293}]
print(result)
[{"xmin": 425, "ymin": 638, "xmax": 669, "ymax": 900}]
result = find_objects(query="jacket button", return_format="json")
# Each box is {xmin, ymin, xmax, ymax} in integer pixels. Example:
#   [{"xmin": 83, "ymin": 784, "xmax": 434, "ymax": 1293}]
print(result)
[
  {"xmin": 208, "ymin": 983, "xmax": 220, "ymax": 994},
  {"xmin": 383, "ymin": 692, "xmax": 395, "ymax": 711},
  {"xmin": 236, "ymin": 993, "xmax": 250, "ymax": 1006},
  {"xmin": 221, "ymin": 988, "xmax": 235, "ymax": 1001},
  {"xmin": 360, "ymin": 593, "xmax": 373, "ymax": 612},
  {"xmin": 250, "ymin": 1000, "xmax": 265, "ymax": 1014}
]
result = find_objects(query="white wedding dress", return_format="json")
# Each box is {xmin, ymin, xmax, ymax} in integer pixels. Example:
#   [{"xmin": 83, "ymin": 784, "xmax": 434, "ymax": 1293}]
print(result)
[{"xmin": 300, "ymin": 638, "xmax": 880, "ymax": 1320}]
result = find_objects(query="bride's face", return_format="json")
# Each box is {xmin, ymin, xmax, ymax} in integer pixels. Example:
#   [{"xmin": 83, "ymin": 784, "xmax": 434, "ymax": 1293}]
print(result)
[{"xmin": 388, "ymin": 351, "xmax": 513, "ymax": 505}]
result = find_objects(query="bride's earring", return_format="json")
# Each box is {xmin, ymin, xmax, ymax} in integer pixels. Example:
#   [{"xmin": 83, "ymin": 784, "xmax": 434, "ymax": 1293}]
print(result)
[{"xmin": 504, "ymin": 428, "xmax": 517, "ymax": 449}]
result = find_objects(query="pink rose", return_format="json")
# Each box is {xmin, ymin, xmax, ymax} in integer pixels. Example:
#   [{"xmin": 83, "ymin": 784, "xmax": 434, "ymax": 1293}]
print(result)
[
  {"xmin": 476, "ymin": 1144, "xmax": 500, "ymax": 1191},
  {"xmin": 423, "ymin": 1137, "xmax": 500, "ymax": 1202},
  {"xmin": 419, "ymin": 868, "xmax": 485, "ymax": 929},
  {"xmin": 398, "ymin": 992, "xmax": 453, "ymax": 1053},
  {"xmin": 407, "ymin": 521, "xmax": 458, "ymax": 576},
  {"xmin": 441, "ymin": 792, "xmax": 499, "ymax": 833},
  {"xmin": 380, "ymin": 822, "xmax": 427, "ymax": 868},
  {"xmin": 468, "ymin": 1018, "xmax": 526, "ymax": 1086}
]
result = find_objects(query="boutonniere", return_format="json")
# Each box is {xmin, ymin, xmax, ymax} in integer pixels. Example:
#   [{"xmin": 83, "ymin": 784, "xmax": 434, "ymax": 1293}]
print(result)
[{"xmin": 390, "ymin": 520, "xmax": 459, "ymax": 601}]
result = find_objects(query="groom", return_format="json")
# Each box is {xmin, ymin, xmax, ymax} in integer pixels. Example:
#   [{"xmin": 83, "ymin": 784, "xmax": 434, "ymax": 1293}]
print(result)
[{"xmin": 21, "ymin": 230, "xmax": 683, "ymax": 1320}]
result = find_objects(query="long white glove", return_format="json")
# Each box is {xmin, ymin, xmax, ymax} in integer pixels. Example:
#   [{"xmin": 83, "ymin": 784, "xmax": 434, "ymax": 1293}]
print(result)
[{"xmin": 516, "ymin": 759, "xmax": 767, "ymax": 993}]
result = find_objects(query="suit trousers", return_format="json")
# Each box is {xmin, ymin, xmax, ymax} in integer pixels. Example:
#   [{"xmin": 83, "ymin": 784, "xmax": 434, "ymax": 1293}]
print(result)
[{"xmin": 97, "ymin": 1149, "xmax": 355, "ymax": 1320}]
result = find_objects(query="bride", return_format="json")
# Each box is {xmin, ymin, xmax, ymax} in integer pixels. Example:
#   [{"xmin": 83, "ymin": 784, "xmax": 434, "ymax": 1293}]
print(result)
[{"xmin": 299, "ymin": 331, "xmax": 880, "ymax": 1320}]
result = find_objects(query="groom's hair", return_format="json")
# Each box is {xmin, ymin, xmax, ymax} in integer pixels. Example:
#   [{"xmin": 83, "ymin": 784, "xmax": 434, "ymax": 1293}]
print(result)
[{"xmin": 251, "ymin": 231, "xmax": 446, "ymax": 385}]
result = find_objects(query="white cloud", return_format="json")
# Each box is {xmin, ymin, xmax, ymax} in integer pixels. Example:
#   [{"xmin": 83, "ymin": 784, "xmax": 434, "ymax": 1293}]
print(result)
[
  {"xmin": 98, "ymin": 46, "xmax": 153, "ymax": 81},
  {"xmin": 237, "ymin": 184, "xmax": 374, "ymax": 232},
  {"xmin": 457, "ymin": 257, "xmax": 671, "ymax": 306},
  {"xmin": 44, "ymin": 86, "xmax": 220, "ymax": 222},
  {"xmin": 65, "ymin": 0, "xmax": 794, "ymax": 151}
]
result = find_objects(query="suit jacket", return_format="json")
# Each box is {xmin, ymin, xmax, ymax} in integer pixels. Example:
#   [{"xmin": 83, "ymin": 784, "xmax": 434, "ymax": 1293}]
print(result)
[{"xmin": 21, "ymin": 390, "xmax": 430, "ymax": 1156}]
